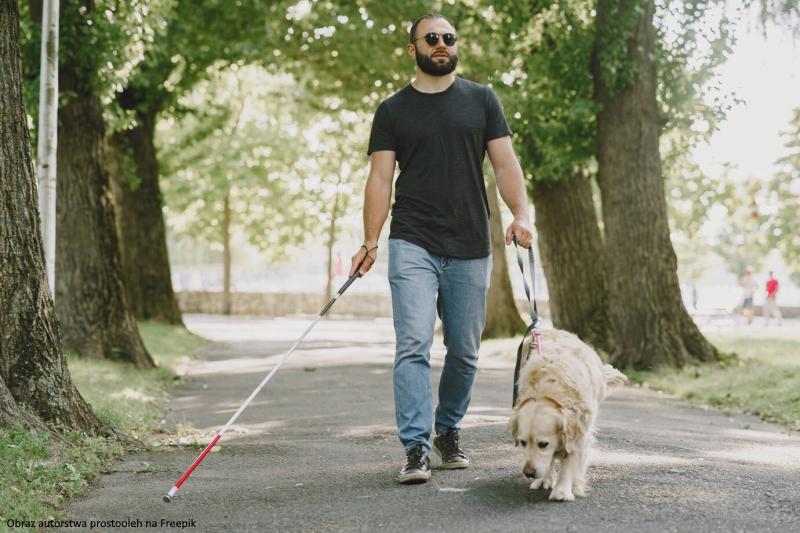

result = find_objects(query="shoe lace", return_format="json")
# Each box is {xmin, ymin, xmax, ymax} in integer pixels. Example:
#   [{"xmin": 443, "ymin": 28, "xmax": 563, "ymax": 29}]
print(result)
[
  {"xmin": 443, "ymin": 430, "xmax": 464, "ymax": 456},
  {"xmin": 446, "ymin": 430, "xmax": 459, "ymax": 447},
  {"xmin": 407, "ymin": 446, "xmax": 425, "ymax": 467}
]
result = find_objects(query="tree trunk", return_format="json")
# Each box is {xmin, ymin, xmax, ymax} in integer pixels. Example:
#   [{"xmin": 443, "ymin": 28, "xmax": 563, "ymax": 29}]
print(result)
[
  {"xmin": 483, "ymin": 174, "xmax": 527, "ymax": 339},
  {"xmin": 533, "ymin": 174, "xmax": 614, "ymax": 354},
  {"xmin": 0, "ymin": 1, "xmax": 132, "ymax": 441},
  {"xmin": 55, "ymin": 68, "xmax": 154, "ymax": 368},
  {"xmin": 593, "ymin": 0, "xmax": 718, "ymax": 369},
  {"xmin": 222, "ymin": 192, "xmax": 232, "ymax": 315},
  {"xmin": 35, "ymin": 0, "xmax": 58, "ymax": 295},
  {"xmin": 325, "ymin": 194, "xmax": 339, "ymax": 305},
  {"xmin": 109, "ymin": 110, "xmax": 184, "ymax": 325}
]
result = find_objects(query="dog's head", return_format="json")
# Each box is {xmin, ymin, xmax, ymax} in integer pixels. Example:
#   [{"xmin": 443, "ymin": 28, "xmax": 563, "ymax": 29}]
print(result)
[{"xmin": 509, "ymin": 398, "xmax": 583, "ymax": 479}]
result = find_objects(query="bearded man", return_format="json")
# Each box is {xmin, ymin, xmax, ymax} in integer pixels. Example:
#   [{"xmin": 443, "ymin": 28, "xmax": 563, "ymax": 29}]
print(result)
[{"xmin": 349, "ymin": 13, "xmax": 532, "ymax": 484}]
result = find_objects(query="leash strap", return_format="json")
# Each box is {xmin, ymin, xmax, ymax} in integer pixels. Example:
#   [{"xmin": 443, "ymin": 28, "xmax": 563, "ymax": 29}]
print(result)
[{"xmin": 512, "ymin": 236, "xmax": 541, "ymax": 407}]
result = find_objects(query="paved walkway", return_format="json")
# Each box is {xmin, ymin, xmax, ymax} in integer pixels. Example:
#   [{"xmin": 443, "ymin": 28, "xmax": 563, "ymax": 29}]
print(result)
[{"xmin": 59, "ymin": 316, "xmax": 800, "ymax": 532}]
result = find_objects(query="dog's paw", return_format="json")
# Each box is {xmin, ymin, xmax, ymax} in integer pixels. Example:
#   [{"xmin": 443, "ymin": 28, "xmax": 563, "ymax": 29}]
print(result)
[
  {"xmin": 549, "ymin": 487, "xmax": 575, "ymax": 501},
  {"xmin": 530, "ymin": 476, "xmax": 556, "ymax": 490},
  {"xmin": 572, "ymin": 484, "xmax": 586, "ymax": 497},
  {"xmin": 529, "ymin": 479, "xmax": 545, "ymax": 490}
]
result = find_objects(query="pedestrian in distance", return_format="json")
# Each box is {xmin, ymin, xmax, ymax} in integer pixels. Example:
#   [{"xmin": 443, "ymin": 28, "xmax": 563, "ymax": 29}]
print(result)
[
  {"xmin": 349, "ymin": 13, "xmax": 533, "ymax": 484},
  {"xmin": 740, "ymin": 267, "xmax": 758, "ymax": 325},
  {"xmin": 763, "ymin": 271, "xmax": 782, "ymax": 327}
]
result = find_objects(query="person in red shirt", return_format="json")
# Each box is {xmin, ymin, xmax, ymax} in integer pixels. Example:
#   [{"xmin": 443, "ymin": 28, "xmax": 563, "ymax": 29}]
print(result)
[{"xmin": 763, "ymin": 271, "xmax": 782, "ymax": 327}]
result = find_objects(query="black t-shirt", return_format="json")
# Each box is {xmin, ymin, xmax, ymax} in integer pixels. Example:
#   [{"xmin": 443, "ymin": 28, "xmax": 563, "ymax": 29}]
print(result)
[{"xmin": 367, "ymin": 77, "xmax": 512, "ymax": 259}]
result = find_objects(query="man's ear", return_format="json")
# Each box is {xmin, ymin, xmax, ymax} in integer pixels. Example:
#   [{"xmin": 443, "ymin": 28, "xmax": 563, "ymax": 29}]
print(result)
[{"xmin": 508, "ymin": 411, "xmax": 519, "ymax": 446}]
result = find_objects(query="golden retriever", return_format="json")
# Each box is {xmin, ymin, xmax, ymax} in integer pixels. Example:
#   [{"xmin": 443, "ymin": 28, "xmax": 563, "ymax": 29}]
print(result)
[{"xmin": 508, "ymin": 329, "xmax": 627, "ymax": 501}]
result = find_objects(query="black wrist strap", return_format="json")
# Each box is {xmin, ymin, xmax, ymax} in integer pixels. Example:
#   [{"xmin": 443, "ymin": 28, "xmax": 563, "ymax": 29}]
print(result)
[{"xmin": 361, "ymin": 245, "xmax": 378, "ymax": 264}]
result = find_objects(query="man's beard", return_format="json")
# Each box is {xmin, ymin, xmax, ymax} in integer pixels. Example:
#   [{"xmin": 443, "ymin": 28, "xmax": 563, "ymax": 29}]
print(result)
[{"xmin": 415, "ymin": 47, "xmax": 458, "ymax": 76}]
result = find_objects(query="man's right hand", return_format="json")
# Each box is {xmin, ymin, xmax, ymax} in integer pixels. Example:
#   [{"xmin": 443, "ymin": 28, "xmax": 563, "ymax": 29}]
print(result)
[{"xmin": 350, "ymin": 244, "xmax": 379, "ymax": 278}]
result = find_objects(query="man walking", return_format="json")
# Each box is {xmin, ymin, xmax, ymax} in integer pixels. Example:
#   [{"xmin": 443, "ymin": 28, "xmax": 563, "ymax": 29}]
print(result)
[
  {"xmin": 763, "ymin": 271, "xmax": 782, "ymax": 327},
  {"xmin": 740, "ymin": 268, "xmax": 758, "ymax": 325},
  {"xmin": 349, "ymin": 13, "xmax": 532, "ymax": 484}
]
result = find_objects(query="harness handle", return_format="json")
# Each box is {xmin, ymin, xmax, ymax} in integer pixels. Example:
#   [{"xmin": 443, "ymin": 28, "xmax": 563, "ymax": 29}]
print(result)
[{"xmin": 511, "ymin": 236, "xmax": 541, "ymax": 407}]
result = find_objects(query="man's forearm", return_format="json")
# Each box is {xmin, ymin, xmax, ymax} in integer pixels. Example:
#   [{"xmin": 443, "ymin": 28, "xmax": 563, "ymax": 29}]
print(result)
[
  {"xmin": 363, "ymin": 176, "xmax": 392, "ymax": 246},
  {"xmin": 495, "ymin": 164, "xmax": 529, "ymax": 219}
]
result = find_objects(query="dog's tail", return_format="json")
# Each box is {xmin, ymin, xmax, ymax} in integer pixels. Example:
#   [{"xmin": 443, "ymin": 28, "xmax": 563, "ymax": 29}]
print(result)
[{"xmin": 604, "ymin": 364, "xmax": 628, "ymax": 389}]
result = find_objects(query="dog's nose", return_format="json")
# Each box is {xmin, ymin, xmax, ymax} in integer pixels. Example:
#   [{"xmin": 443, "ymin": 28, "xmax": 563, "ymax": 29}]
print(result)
[{"xmin": 523, "ymin": 466, "xmax": 536, "ymax": 478}]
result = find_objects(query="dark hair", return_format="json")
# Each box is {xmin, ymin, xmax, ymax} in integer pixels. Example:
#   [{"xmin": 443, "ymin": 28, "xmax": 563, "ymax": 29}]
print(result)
[{"xmin": 409, "ymin": 13, "xmax": 455, "ymax": 44}]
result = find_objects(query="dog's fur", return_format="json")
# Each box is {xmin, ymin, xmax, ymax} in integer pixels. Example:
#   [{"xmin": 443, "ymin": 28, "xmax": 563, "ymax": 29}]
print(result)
[{"xmin": 508, "ymin": 329, "xmax": 627, "ymax": 501}]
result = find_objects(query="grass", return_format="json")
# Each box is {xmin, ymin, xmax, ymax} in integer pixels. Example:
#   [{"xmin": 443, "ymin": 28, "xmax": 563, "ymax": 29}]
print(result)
[
  {"xmin": 626, "ymin": 328, "xmax": 800, "ymax": 431},
  {"xmin": 0, "ymin": 322, "xmax": 205, "ymax": 531},
  {"xmin": 66, "ymin": 322, "xmax": 205, "ymax": 439},
  {"xmin": 482, "ymin": 327, "xmax": 799, "ymax": 432}
]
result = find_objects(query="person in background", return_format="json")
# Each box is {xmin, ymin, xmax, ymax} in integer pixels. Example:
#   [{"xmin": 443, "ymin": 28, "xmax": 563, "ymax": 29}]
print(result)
[
  {"xmin": 740, "ymin": 267, "xmax": 758, "ymax": 325},
  {"xmin": 763, "ymin": 271, "xmax": 782, "ymax": 327}
]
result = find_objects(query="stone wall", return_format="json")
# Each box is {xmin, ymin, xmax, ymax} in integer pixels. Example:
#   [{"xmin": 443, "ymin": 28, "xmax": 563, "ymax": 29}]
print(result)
[{"xmin": 176, "ymin": 291, "xmax": 550, "ymax": 319}]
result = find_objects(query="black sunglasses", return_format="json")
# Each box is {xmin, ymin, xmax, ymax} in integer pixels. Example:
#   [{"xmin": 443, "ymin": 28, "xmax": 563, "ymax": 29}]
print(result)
[{"xmin": 413, "ymin": 32, "xmax": 457, "ymax": 47}]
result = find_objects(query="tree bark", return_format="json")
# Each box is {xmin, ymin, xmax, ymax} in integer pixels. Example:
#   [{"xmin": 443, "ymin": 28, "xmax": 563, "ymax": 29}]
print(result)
[
  {"xmin": 593, "ymin": 0, "xmax": 718, "ymax": 369},
  {"xmin": 109, "ymin": 110, "xmax": 184, "ymax": 325},
  {"xmin": 0, "ymin": 1, "xmax": 133, "ymax": 441},
  {"xmin": 324, "ymin": 192, "xmax": 340, "ymax": 305},
  {"xmin": 483, "ymin": 174, "xmax": 527, "ymax": 339},
  {"xmin": 55, "ymin": 69, "xmax": 154, "ymax": 368},
  {"xmin": 533, "ymin": 174, "xmax": 615, "ymax": 353},
  {"xmin": 222, "ymin": 192, "xmax": 232, "ymax": 315}
]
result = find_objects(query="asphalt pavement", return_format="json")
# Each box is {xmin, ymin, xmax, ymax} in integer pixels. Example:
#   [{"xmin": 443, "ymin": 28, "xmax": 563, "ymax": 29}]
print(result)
[{"xmin": 57, "ymin": 315, "xmax": 800, "ymax": 532}]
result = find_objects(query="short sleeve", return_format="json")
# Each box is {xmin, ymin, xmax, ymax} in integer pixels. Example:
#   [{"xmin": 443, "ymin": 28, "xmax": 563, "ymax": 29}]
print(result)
[
  {"xmin": 367, "ymin": 101, "xmax": 396, "ymax": 155},
  {"xmin": 484, "ymin": 87, "xmax": 512, "ymax": 145}
]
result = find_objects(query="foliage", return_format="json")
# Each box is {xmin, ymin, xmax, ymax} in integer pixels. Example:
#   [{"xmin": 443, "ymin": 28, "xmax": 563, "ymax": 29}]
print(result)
[
  {"xmin": 489, "ymin": 0, "xmax": 599, "ymax": 187},
  {"xmin": 157, "ymin": 0, "xmax": 509, "ymax": 258},
  {"xmin": 299, "ymin": 111, "xmax": 373, "ymax": 245},
  {"xmin": 158, "ymin": 65, "xmax": 312, "ymax": 259},
  {"xmin": 118, "ymin": 0, "xmax": 292, "ymax": 119},
  {"xmin": 20, "ymin": 0, "xmax": 175, "ymax": 132},
  {"xmin": 764, "ymin": 107, "xmax": 800, "ymax": 282},
  {"xmin": 657, "ymin": 0, "xmax": 739, "ymax": 278}
]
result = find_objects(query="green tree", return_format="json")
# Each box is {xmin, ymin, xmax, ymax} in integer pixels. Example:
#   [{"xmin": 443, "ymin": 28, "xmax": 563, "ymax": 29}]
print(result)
[
  {"xmin": 0, "ymin": 0, "xmax": 128, "ymax": 441},
  {"xmin": 48, "ymin": 0, "xmax": 164, "ymax": 368},
  {"xmin": 158, "ymin": 65, "xmax": 310, "ymax": 310},
  {"xmin": 764, "ymin": 107, "xmax": 800, "ymax": 281},
  {"xmin": 593, "ymin": 0, "xmax": 719, "ymax": 369},
  {"xmin": 109, "ymin": 0, "xmax": 292, "ymax": 323},
  {"xmin": 488, "ymin": 0, "xmax": 613, "ymax": 351}
]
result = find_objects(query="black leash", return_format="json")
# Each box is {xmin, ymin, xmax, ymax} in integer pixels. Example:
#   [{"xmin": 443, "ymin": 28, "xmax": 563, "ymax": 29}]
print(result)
[{"xmin": 511, "ymin": 235, "xmax": 541, "ymax": 408}]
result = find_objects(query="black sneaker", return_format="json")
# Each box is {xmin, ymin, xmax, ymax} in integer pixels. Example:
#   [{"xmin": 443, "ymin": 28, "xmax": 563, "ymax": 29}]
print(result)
[
  {"xmin": 398, "ymin": 445, "xmax": 431, "ymax": 484},
  {"xmin": 432, "ymin": 428, "xmax": 469, "ymax": 469}
]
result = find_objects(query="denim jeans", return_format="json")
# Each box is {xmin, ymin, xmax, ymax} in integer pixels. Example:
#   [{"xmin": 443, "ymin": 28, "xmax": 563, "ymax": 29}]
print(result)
[{"xmin": 388, "ymin": 238, "xmax": 492, "ymax": 452}]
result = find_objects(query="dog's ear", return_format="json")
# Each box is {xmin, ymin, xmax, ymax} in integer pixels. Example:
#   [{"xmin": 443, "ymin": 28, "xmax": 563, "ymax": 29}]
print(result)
[
  {"xmin": 560, "ymin": 409, "xmax": 581, "ymax": 455},
  {"xmin": 508, "ymin": 411, "xmax": 519, "ymax": 446}
]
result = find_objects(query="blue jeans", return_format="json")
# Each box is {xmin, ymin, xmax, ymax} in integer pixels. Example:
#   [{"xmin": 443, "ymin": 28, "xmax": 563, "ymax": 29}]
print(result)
[{"xmin": 388, "ymin": 238, "xmax": 492, "ymax": 452}]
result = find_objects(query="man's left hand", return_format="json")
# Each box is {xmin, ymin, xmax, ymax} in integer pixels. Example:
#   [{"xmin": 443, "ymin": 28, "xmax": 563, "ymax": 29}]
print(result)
[{"xmin": 505, "ymin": 217, "xmax": 533, "ymax": 248}]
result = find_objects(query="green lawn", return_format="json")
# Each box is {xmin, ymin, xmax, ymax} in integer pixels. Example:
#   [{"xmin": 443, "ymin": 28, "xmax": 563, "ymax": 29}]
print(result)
[
  {"xmin": 66, "ymin": 322, "xmax": 205, "ymax": 439},
  {"xmin": 0, "ymin": 322, "xmax": 204, "ymax": 531},
  {"xmin": 483, "ymin": 327, "xmax": 800, "ymax": 431},
  {"xmin": 631, "ymin": 328, "xmax": 800, "ymax": 431}
]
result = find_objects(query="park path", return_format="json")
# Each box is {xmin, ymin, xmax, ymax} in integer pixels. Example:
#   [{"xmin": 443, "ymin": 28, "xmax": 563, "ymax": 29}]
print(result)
[{"xmin": 59, "ymin": 315, "xmax": 799, "ymax": 532}]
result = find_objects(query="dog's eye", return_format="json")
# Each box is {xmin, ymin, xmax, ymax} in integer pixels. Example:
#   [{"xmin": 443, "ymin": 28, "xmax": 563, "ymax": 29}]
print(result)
[
  {"xmin": 538, "ymin": 442, "xmax": 548, "ymax": 449},
  {"xmin": 519, "ymin": 440, "xmax": 527, "ymax": 447}
]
